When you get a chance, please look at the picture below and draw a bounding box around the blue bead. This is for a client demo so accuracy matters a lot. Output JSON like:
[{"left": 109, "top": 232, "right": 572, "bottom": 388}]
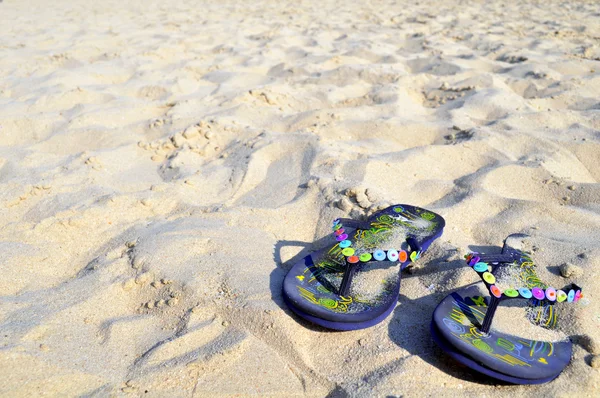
[
  {"left": 339, "top": 240, "right": 351, "bottom": 248},
  {"left": 518, "top": 288, "right": 532, "bottom": 299},
  {"left": 473, "top": 262, "right": 488, "bottom": 272},
  {"left": 373, "top": 250, "right": 386, "bottom": 261}
]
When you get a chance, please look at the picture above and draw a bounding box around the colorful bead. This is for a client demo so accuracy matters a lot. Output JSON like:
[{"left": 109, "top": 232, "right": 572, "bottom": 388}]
[
  {"left": 468, "top": 256, "right": 481, "bottom": 266},
  {"left": 473, "top": 262, "right": 488, "bottom": 272},
  {"left": 347, "top": 256, "right": 359, "bottom": 264},
  {"left": 333, "top": 224, "right": 342, "bottom": 231},
  {"left": 332, "top": 219, "right": 340, "bottom": 225},
  {"left": 556, "top": 290, "right": 567, "bottom": 302},
  {"left": 410, "top": 251, "right": 419, "bottom": 262},
  {"left": 387, "top": 249, "right": 399, "bottom": 261},
  {"left": 334, "top": 228, "right": 345, "bottom": 236},
  {"left": 545, "top": 287, "right": 556, "bottom": 301},
  {"left": 504, "top": 289, "right": 519, "bottom": 297},
  {"left": 399, "top": 250, "right": 408, "bottom": 262},
  {"left": 339, "top": 240, "right": 351, "bottom": 248},
  {"left": 567, "top": 290, "right": 575, "bottom": 303},
  {"left": 373, "top": 250, "right": 386, "bottom": 261},
  {"left": 359, "top": 253, "right": 372, "bottom": 262},
  {"left": 490, "top": 285, "right": 502, "bottom": 298},
  {"left": 532, "top": 287, "right": 545, "bottom": 300},
  {"left": 574, "top": 290, "right": 581, "bottom": 303},
  {"left": 342, "top": 248, "right": 355, "bottom": 257},
  {"left": 336, "top": 234, "right": 348, "bottom": 241},
  {"left": 518, "top": 288, "right": 533, "bottom": 299},
  {"left": 482, "top": 272, "right": 496, "bottom": 284}
]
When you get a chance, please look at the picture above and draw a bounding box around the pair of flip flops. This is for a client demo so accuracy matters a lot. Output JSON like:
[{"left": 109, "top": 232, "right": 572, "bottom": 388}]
[{"left": 282, "top": 204, "right": 583, "bottom": 385}]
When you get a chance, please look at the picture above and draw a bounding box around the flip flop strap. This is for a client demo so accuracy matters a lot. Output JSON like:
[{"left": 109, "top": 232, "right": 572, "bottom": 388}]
[
  {"left": 465, "top": 256, "right": 583, "bottom": 304},
  {"left": 468, "top": 252, "right": 519, "bottom": 264},
  {"left": 332, "top": 218, "right": 422, "bottom": 297},
  {"left": 332, "top": 218, "right": 422, "bottom": 253},
  {"left": 464, "top": 256, "right": 583, "bottom": 333}
]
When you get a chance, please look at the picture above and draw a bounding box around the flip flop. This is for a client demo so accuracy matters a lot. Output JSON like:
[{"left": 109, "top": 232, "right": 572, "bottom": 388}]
[
  {"left": 431, "top": 234, "right": 583, "bottom": 384},
  {"left": 282, "top": 204, "right": 445, "bottom": 330}
]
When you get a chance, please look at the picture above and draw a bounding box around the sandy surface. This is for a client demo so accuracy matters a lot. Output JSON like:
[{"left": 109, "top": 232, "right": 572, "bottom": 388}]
[{"left": 1, "top": 0, "right": 600, "bottom": 396}]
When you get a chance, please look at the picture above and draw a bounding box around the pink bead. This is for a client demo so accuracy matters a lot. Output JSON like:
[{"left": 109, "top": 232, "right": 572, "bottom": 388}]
[{"left": 532, "top": 287, "right": 545, "bottom": 300}]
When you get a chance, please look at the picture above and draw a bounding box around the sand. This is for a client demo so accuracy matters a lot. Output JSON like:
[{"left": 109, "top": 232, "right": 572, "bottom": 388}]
[{"left": 1, "top": 0, "right": 599, "bottom": 396}]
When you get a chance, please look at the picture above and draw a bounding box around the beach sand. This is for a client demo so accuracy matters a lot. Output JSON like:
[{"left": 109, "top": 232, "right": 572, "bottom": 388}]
[{"left": 1, "top": 0, "right": 599, "bottom": 396}]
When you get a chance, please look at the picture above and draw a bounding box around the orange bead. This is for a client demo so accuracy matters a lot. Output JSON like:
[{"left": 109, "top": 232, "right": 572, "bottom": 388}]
[{"left": 399, "top": 250, "right": 408, "bottom": 262}]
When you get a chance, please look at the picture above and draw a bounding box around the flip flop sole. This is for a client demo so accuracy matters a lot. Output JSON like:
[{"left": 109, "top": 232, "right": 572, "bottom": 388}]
[
  {"left": 284, "top": 289, "right": 399, "bottom": 331},
  {"left": 283, "top": 204, "right": 444, "bottom": 329},
  {"left": 431, "top": 287, "right": 571, "bottom": 384}
]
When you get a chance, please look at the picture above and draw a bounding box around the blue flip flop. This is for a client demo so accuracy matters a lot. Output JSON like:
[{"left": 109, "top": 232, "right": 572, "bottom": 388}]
[
  {"left": 431, "top": 234, "right": 583, "bottom": 384},
  {"left": 283, "top": 204, "right": 445, "bottom": 330}
]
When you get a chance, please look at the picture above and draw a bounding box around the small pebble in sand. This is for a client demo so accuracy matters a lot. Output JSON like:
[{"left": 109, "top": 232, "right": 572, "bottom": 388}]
[
  {"left": 146, "top": 301, "right": 155, "bottom": 309},
  {"left": 122, "top": 278, "right": 136, "bottom": 291},
  {"left": 135, "top": 272, "right": 153, "bottom": 285},
  {"left": 365, "top": 188, "right": 379, "bottom": 203},
  {"left": 345, "top": 187, "right": 357, "bottom": 197},
  {"left": 161, "top": 278, "right": 173, "bottom": 285},
  {"left": 122, "top": 387, "right": 137, "bottom": 393},
  {"left": 359, "top": 339, "right": 366, "bottom": 346},
  {"left": 591, "top": 355, "right": 600, "bottom": 368},
  {"left": 204, "top": 131, "right": 214, "bottom": 139},
  {"left": 560, "top": 263, "right": 582, "bottom": 278},
  {"left": 151, "top": 281, "right": 160, "bottom": 288},
  {"left": 171, "top": 133, "right": 186, "bottom": 148},
  {"left": 156, "top": 299, "right": 165, "bottom": 308},
  {"left": 337, "top": 197, "right": 353, "bottom": 212},
  {"left": 126, "top": 240, "right": 137, "bottom": 248},
  {"left": 356, "top": 191, "right": 371, "bottom": 209},
  {"left": 151, "top": 155, "right": 162, "bottom": 162},
  {"left": 167, "top": 298, "right": 179, "bottom": 307},
  {"left": 568, "top": 185, "right": 576, "bottom": 191},
  {"left": 184, "top": 179, "right": 194, "bottom": 185},
  {"left": 222, "top": 320, "right": 229, "bottom": 327},
  {"left": 39, "top": 344, "right": 49, "bottom": 351},
  {"left": 183, "top": 125, "right": 200, "bottom": 139}
]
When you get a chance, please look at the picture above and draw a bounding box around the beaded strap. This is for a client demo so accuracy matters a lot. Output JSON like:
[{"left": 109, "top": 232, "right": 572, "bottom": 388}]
[
  {"left": 332, "top": 218, "right": 421, "bottom": 264},
  {"left": 465, "top": 253, "right": 583, "bottom": 304},
  {"left": 332, "top": 218, "right": 421, "bottom": 296}
]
